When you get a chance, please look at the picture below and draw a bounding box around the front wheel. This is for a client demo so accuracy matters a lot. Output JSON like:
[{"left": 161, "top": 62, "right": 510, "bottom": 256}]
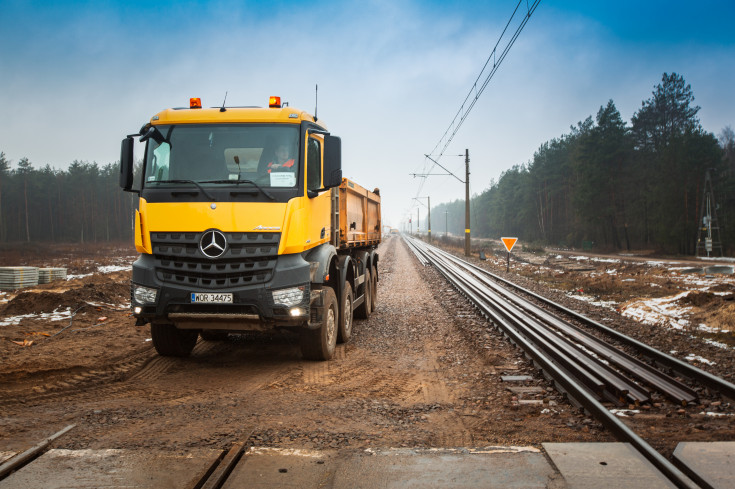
[
  {"left": 300, "top": 287, "right": 338, "bottom": 361},
  {"left": 151, "top": 323, "right": 198, "bottom": 357}
]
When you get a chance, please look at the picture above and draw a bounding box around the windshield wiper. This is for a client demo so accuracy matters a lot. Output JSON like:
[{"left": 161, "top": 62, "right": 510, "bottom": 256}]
[
  {"left": 148, "top": 179, "right": 217, "bottom": 201},
  {"left": 200, "top": 179, "right": 275, "bottom": 200}
]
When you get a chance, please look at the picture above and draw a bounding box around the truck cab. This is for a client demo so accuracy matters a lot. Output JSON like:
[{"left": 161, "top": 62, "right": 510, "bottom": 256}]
[{"left": 120, "top": 97, "right": 379, "bottom": 361}]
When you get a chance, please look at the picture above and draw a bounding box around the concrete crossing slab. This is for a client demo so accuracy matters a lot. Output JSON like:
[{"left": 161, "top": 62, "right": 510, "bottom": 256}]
[
  {"left": 0, "top": 448, "right": 221, "bottom": 489},
  {"left": 3, "top": 443, "right": 728, "bottom": 488},
  {"left": 222, "top": 448, "right": 334, "bottom": 489},
  {"left": 224, "top": 446, "right": 563, "bottom": 489},
  {"left": 672, "top": 441, "right": 735, "bottom": 489},
  {"left": 543, "top": 442, "right": 676, "bottom": 489}
]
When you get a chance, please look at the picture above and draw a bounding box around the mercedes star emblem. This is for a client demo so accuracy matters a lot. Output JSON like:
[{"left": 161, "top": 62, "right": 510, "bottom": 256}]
[{"left": 199, "top": 230, "right": 227, "bottom": 258}]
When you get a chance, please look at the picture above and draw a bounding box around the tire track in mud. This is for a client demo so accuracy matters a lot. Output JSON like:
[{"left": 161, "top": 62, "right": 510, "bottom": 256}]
[{"left": 0, "top": 341, "right": 225, "bottom": 413}]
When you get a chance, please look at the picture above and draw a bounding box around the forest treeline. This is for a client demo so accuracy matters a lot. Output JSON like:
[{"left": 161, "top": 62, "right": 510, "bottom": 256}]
[
  {"left": 2, "top": 73, "right": 734, "bottom": 255},
  {"left": 0, "top": 157, "right": 139, "bottom": 243},
  {"left": 433, "top": 73, "right": 735, "bottom": 255}
]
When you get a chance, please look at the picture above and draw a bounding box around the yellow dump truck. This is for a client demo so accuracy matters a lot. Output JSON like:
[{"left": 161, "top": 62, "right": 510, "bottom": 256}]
[{"left": 119, "top": 96, "right": 380, "bottom": 360}]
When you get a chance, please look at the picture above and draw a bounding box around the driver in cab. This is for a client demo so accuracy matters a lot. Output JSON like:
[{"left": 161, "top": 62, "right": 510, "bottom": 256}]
[{"left": 267, "top": 143, "right": 295, "bottom": 173}]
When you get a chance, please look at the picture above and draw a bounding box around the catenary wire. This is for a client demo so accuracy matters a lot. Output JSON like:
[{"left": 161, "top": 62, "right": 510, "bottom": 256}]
[{"left": 409, "top": 0, "right": 541, "bottom": 224}]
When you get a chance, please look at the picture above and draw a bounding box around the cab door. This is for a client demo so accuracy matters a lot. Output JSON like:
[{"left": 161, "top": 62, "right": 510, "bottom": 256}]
[{"left": 303, "top": 134, "right": 331, "bottom": 249}]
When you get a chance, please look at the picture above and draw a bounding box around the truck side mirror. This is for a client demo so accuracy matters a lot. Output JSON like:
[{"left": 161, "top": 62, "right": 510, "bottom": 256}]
[
  {"left": 119, "top": 137, "right": 135, "bottom": 191},
  {"left": 323, "top": 134, "right": 342, "bottom": 188}
]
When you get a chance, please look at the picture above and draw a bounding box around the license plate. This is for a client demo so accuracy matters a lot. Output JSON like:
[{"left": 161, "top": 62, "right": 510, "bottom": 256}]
[{"left": 191, "top": 293, "right": 233, "bottom": 303}]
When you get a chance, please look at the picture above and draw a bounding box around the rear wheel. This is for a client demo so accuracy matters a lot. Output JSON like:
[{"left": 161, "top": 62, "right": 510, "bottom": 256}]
[
  {"left": 300, "top": 287, "right": 338, "bottom": 361},
  {"left": 354, "top": 269, "right": 372, "bottom": 320},
  {"left": 151, "top": 323, "right": 198, "bottom": 357},
  {"left": 370, "top": 266, "right": 378, "bottom": 313},
  {"left": 337, "top": 282, "right": 354, "bottom": 343}
]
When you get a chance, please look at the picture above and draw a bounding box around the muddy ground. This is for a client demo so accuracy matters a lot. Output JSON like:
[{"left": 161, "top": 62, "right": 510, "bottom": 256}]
[{"left": 0, "top": 237, "right": 733, "bottom": 459}]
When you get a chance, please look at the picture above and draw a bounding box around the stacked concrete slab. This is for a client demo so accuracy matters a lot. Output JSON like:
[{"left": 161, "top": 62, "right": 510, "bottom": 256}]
[
  {"left": 38, "top": 268, "right": 67, "bottom": 284},
  {"left": 0, "top": 267, "right": 39, "bottom": 290}
]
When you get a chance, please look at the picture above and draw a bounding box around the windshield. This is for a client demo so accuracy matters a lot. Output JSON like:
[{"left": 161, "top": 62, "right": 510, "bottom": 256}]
[{"left": 143, "top": 124, "right": 300, "bottom": 188}]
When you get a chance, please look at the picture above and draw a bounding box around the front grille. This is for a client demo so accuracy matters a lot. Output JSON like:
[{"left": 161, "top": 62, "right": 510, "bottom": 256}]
[{"left": 151, "top": 232, "right": 281, "bottom": 289}]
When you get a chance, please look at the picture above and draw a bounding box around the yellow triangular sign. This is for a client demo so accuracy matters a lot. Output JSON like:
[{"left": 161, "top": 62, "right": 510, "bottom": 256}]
[{"left": 501, "top": 237, "right": 518, "bottom": 252}]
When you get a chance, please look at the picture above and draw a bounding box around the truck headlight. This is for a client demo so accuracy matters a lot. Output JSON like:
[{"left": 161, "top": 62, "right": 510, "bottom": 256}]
[
  {"left": 289, "top": 307, "right": 307, "bottom": 317},
  {"left": 133, "top": 285, "right": 158, "bottom": 305},
  {"left": 271, "top": 286, "right": 306, "bottom": 307}
]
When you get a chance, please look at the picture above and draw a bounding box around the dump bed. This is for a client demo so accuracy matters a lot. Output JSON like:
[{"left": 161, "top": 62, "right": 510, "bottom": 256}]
[{"left": 338, "top": 179, "right": 381, "bottom": 249}]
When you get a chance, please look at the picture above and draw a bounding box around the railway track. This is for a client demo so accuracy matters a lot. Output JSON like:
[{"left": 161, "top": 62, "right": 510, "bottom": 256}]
[{"left": 405, "top": 236, "right": 735, "bottom": 489}]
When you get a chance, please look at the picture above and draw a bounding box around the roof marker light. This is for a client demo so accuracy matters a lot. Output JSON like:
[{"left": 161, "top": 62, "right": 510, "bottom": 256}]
[
  {"left": 269, "top": 96, "right": 281, "bottom": 108},
  {"left": 190, "top": 97, "right": 202, "bottom": 109}
]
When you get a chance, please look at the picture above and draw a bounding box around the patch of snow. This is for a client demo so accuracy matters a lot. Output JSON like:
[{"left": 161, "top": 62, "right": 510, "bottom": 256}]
[
  {"left": 697, "top": 324, "right": 723, "bottom": 334},
  {"left": 701, "top": 338, "right": 731, "bottom": 350},
  {"left": 610, "top": 409, "right": 640, "bottom": 417},
  {"left": 621, "top": 291, "right": 692, "bottom": 328},
  {"left": 566, "top": 293, "right": 618, "bottom": 310},
  {"left": 66, "top": 273, "right": 93, "bottom": 281},
  {"left": 569, "top": 256, "right": 620, "bottom": 264},
  {"left": 698, "top": 256, "right": 735, "bottom": 263},
  {"left": 0, "top": 307, "right": 72, "bottom": 326},
  {"left": 97, "top": 265, "right": 129, "bottom": 274},
  {"left": 684, "top": 353, "right": 715, "bottom": 365}
]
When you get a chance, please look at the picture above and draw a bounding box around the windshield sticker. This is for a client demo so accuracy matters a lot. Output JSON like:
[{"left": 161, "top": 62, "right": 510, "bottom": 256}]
[{"left": 270, "top": 172, "right": 296, "bottom": 187}]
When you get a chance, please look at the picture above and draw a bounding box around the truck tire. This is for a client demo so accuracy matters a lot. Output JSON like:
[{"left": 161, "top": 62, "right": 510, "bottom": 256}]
[
  {"left": 354, "top": 269, "right": 372, "bottom": 319},
  {"left": 200, "top": 330, "right": 229, "bottom": 341},
  {"left": 370, "top": 266, "right": 378, "bottom": 313},
  {"left": 151, "top": 322, "right": 198, "bottom": 357},
  {"left": 300, "top": 287, "right": 338, "bottom": 361},
  {"left": 337, "top": 282, "right": 354, "bottom": 343}
]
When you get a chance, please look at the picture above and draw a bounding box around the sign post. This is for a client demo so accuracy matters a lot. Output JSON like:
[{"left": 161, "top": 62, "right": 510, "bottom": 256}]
[{"left": 501, "top": 237, "right": 518, "bottom": 272}]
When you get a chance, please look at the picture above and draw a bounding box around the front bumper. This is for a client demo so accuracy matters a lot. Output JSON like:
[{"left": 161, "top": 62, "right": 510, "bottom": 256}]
[{"left": 131, "top": 253, "right": 315, "bottom": 329}]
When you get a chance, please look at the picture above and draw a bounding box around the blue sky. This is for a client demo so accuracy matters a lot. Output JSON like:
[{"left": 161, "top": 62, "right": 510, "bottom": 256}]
[{"left": 1, "top": 0, "right": 734, "bottom": 228}]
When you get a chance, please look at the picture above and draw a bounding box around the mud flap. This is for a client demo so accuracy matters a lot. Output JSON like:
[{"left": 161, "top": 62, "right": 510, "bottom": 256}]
[{"left": 306, "top": 288, "right": 326, "bottom": 330}]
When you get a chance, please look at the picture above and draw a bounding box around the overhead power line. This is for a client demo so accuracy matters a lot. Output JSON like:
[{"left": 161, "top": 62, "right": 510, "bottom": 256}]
[
  {"left": 428, "top": 0, "right": 541, "bottom": 162},
  {"left": 408, "top": 0, "right": 541, "bottom": 226}
]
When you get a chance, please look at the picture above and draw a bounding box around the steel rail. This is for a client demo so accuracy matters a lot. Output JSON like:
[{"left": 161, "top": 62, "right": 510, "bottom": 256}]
[
  {"left": 422, "top": 244, "right": 646, "bottom": 403},
  {"left": 430, "top": 245, "right": 698, "bottom": 405},
  {"left": 403, "top": 235, "right": 430, "bottom": 266},
  {"left": 444, "top": 245, "right": 735, "bottom": 401},
  {"left": 0, "top": 424, "right": 77, "bottom": 480},
  {"left": 404, "top": 236, "right": 700, "bottom": 489}
]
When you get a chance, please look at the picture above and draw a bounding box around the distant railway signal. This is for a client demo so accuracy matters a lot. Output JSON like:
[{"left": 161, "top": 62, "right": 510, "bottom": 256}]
[{"left": 501, "top": 237, "right": 518, "bottom": 272}]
